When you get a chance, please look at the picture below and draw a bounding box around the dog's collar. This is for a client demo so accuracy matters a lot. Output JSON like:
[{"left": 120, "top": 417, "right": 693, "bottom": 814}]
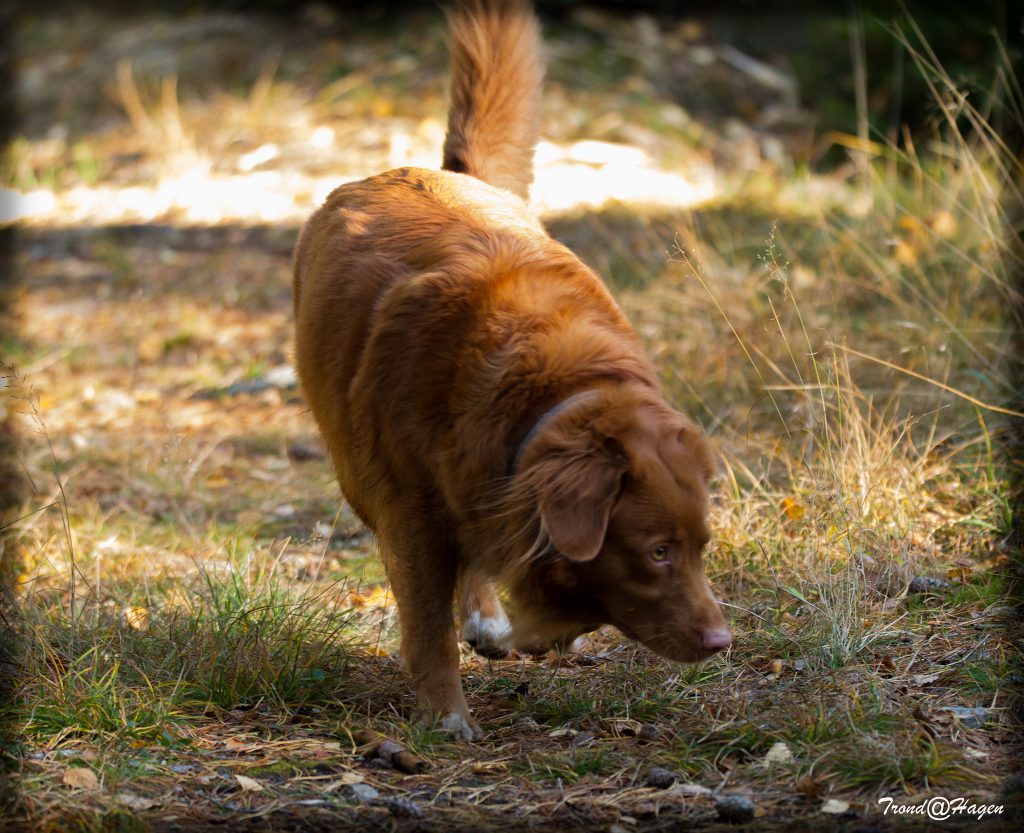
[{"left": 509, "top": 390, "right": 602, "bottom": 477}]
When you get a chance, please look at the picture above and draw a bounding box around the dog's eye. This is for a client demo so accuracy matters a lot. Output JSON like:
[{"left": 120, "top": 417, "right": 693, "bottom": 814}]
[{"left": 651, "top": 544, "right": 671, "bottom": 563}]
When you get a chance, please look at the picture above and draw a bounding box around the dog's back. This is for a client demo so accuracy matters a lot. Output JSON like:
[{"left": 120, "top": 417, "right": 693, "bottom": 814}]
[{"left": 441, "top": 0, "right": 544, "bottom": 199}]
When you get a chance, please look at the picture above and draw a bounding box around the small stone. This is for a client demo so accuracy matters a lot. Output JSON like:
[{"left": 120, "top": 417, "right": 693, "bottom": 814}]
[
  {"left": 348, "top": 783, "right": 379, "bottom": 802},
  {"left": 638, "top": 723, "right": 661, "bottom": 741},
  {"left": 716, "top": 795, "right": 758, "bottom": 823},
  {"left": 907, "top": 576, "right": 951, "bottom": 594},
  {"left": 645, "top": 766, "right": 679, "bottom": 788},
  {"left": 287, "top": 442, "right": 325, "bottom": 462},
  {"left": 376, "top": 740, "right": 405, "bottom": 761},
  {"left": 514, "top": 716, "right": 539, "bottom": 731},
  {"left": 379, "top": 796, "right": 424, "bottom": 819},
  {"left": 572, "top": 731, "right": 596, "bottom": 747},
  {"left": 262, "top": 364, "right": 297, "bottom": 389}
]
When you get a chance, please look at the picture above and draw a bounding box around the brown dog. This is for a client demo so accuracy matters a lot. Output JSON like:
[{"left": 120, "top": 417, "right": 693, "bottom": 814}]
[{"left": 293, "top": 0, "right": 730, "bottom": 740}]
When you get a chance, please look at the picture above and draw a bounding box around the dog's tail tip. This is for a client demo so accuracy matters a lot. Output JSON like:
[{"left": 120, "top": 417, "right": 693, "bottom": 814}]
[{"left": 441, "top": 0, "right": 544, "bottom": 200}]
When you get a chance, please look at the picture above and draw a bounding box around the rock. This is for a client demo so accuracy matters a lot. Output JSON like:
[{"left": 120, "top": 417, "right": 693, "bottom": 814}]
[
  {"left": 716, "top": 795, "right": 758, "bottom": 823},
  {"left": 262, "top": 364, "right": 297, "bottom": 389},
  {"left": 287, "top": 442, "right": 325, "bottom": 462},
  {"left": 646, "top": 766, "right": 679, "bottom": 788},
  {"left": 638, "top": 723, "right": 662, "bottom": 742},
  {"left": 937, "top": 706, "right": 989, "bottom": 729},
  {"left": 907, "top": 576, "right": 951, "bottom": 594},
  {"left": 379, "top": 796, "right": 424, "bottom": 819},
  {"left": 348, "top": 783, "right": 380, "bottom": 802}
]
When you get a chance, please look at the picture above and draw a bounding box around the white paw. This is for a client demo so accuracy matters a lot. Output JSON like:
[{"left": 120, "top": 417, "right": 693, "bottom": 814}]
[
  {"left": 439, "top": 711, "right": 481, "bottom": 742},
  {"left": 462, "top": 609, "right": 512, "bottom": 658}
]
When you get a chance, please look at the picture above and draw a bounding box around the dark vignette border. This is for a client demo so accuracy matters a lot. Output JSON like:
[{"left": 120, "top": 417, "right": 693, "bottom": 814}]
[{"left": 0, "top": 0, "right": 24, "bottom": 826}]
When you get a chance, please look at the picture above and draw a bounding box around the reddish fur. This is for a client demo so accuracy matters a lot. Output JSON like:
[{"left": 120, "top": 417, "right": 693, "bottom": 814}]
[
  {"left": 442, "top": 0, "right": 543, "bottom": 198},
  {"left": 293, "top": 0, "right": 729, "bottom": 739}
]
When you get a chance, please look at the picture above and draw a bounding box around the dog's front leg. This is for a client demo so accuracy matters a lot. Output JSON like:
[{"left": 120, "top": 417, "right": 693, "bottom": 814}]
[
  {"left": 382, "top": 523, "right": 481, "bottom": 742},
  {"left": 459, "top": 568, "right": 512, "bottom": 659}
]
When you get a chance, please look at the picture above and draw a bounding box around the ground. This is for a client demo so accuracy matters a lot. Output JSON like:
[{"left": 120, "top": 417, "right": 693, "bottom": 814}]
[{"left": 1, "top": 4, "right": 1021, "bottom": 832}]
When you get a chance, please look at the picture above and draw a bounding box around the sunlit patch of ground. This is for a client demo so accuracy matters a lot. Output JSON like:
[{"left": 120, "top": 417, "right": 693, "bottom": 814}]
[{"left": 5, "top": 135, "right": 720, "bottom": 227}]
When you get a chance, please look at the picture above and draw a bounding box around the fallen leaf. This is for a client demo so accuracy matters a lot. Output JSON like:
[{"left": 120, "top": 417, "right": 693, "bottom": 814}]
[
  {"left": 122, "top": 606, "right": 150, "bottom": 631},
  {"left": 115, "top": 792, "right": 159, "bottom": 811},
  {"left": 762, "top": 741, "right": 793, "bottom": 766},
  {"left": 63, "top": 767, "right": 99, "bottom": 790},
  {"left": 605, "top": 717, "right": 642, "bottom": 737},
  {"left": 947, "top": 565, "right": 972, "bottom": 582},
  {"left": 795, "top": 775, "right": 826, "bottom": 799},
  {"left": 224, "top": 737, "right": 251, "bottom": 751},
  {"left": 780, "top": 497, "right": 805, "bottom": 520},
  {"left": 674, "top": 783, "right": 713, "bottom": 797},
  {"left": 235, "top": 774, "right": 265, "bottom": 792},
  {"left": 821, "top": 798, "right": 850, "bottom": 814},
  {"left": 471, "top": 760, "right": 509, "bottom": 774}
]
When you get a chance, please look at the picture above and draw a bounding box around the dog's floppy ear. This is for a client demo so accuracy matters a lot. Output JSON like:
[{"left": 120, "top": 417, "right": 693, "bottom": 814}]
[
  {"left": 676, "top": 425, "right": 714, "bottom": 483},
  {"left": 540, "top": 438, "right": 627, "bottom": 562}
]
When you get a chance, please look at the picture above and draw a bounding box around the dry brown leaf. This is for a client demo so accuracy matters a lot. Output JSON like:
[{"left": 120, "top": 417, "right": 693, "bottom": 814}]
[
  {"left": 471, "top": 760, "right": 509, "bottom": 774},
  {"left": 795, "top": 775, "right": 826, "bottom": 799},
  {"left": 63, "top": 767, "right": 99, "bottom": 790},
  {"left": 947, "top": 565, "right": 972, "bottom": 582},
  {"left": 235, "top": 774, "right": 265, "bottom": 792},
  {"left": 604, "top": 717, "right": 642, "bottom": 737}
]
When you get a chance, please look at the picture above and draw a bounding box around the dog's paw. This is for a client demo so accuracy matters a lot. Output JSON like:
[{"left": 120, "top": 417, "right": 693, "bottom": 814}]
[
  {"left": 462, "top": 609, "right": 512, "bottom": 659},
  {"left": 439, "top": 710, "right": 483, "bottom": 742}
]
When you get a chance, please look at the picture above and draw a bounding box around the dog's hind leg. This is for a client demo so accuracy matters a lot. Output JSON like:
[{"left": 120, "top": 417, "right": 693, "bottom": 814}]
[
  {"left": 381, "top": 516, "right": 482, "bottom": 741},
  {"left": 458, "top": 569, "right": 512, "bottom": 659}
]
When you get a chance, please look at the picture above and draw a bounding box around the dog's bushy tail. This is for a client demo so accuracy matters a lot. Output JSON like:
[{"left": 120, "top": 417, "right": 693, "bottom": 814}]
[{"left": 442, "top": 0, "right": 544, "bottom": 200}]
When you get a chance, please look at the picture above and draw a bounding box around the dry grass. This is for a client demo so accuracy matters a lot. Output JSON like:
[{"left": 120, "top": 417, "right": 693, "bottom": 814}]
[{"left": 2, "top": 6, "right": 1021, "bottom": 832}]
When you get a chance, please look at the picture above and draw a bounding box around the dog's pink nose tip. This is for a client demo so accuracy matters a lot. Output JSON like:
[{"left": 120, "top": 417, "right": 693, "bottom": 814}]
[{"left": 702, "top": 627, "right": 732, "bottom": 652}]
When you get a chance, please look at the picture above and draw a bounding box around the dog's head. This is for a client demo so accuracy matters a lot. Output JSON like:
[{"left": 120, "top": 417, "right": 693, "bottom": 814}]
[{"left": 509, "top": 384, "right": 730, "bottom": 662}]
